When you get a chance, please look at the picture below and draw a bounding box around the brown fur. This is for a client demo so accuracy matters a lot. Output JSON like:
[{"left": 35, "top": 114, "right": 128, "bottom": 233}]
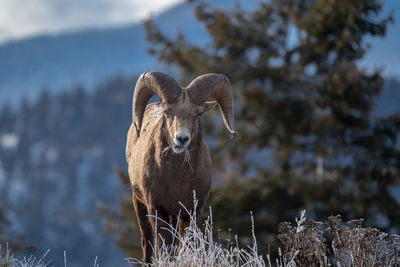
[{"left": 126, "top": 97, "right": 214, "bottom": 263}]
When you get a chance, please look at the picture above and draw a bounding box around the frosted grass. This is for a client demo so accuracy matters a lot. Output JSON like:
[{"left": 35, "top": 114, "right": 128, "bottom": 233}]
[
  {"left": 0, "top": 244, "right": 50, "bottom": 267},
  {"left": 2, "top": 209, "right": 399, "bottom": 266},
  {"left": 127, "top": 205, "right": 267, "bottom": 267}
]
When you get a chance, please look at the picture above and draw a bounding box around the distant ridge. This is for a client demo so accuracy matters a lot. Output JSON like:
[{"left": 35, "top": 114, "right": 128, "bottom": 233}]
[{"left": 0, "top": 2, "right": 205, "bottom": 107}]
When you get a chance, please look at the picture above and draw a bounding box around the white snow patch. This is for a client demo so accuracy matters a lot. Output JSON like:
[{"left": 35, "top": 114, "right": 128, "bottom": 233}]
[{"left": 0, "top": 133, "right": 19, "bottom": 149}]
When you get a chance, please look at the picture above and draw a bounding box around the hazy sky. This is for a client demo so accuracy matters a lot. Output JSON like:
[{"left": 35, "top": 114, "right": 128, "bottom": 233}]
[
  {"left": 0, "top": 0, "right": 184, "bottom": 44},
  {"left": 0, "top": 0, "right": 398, "bottom": 77}
]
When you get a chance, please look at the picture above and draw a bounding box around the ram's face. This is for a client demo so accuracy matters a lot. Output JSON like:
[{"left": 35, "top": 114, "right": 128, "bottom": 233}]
[{"left": 162, "top": 90, "right": 216, "bottom": 154}]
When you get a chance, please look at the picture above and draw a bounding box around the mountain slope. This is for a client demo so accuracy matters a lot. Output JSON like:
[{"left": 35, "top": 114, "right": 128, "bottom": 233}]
[{"left": 0, "top": 2, "right": 206, "bottom": 107}]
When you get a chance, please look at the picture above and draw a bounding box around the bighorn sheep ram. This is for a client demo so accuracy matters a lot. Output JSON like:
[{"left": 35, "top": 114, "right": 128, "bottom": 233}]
[{"left": 126, "top": 71, "right": 237, "bottom": 262}]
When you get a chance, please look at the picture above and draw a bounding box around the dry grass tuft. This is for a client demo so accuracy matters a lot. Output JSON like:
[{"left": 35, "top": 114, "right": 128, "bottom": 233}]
[
  {"left": 0, "top": 246, "right": 101, "bottom": 267},
  {"left": 0, "top": 244, "right": 15, "bottom": 267},
  {"left": 278, "top": 212, "right": 400, "bottom": 267},
  {"left": 278, "top": 211, "right": 328, "bottom": 266},
  {"left": 0, "top": 244, "right": 50, "bottom": 267},
  {"left": 327, "top": 215, "right": 400, "bottom": 267}
]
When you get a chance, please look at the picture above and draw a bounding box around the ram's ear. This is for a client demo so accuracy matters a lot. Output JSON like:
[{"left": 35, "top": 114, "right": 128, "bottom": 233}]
[{"left": 201, "top": 101, "right": 218, "bottom": 115}]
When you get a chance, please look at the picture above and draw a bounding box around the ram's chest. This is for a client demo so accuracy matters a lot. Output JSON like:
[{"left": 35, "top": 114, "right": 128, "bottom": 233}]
[
  {"left": 154, "top": 160, "right": 193, "bottom": 194},
  {"left": 141, "top": 156, "right": 208, "bottom": 214}
]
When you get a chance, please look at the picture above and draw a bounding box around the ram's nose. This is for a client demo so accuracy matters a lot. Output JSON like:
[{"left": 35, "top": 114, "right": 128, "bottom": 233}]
[{"left": 176, "top": 135, "right": 189, "bottom": 147}]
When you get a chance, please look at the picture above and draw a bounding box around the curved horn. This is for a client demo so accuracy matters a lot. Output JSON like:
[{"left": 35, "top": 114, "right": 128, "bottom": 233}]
[
  {"left": 132, "top": 71, "right": 181, "bottom": 137},
  {"left": 187, "top": 73, "right": 237, "bottom": 140}
]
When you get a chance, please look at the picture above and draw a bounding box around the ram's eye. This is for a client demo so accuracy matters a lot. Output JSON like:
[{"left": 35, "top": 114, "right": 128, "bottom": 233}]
[{"left": 164, "top": 110, "right": 170, "bottom": 116}]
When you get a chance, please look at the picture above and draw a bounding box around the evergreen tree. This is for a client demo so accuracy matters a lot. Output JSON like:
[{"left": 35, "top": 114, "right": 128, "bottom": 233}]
[
  {"left": 102, "top": 0, "right": 400, "bottom": 257},
  {"left": 145, "top": 0, "right": 399, "bottom": 247}
]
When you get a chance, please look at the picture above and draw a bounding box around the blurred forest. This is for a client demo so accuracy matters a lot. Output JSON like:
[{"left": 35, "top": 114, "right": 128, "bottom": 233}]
[
  {"left": 0, "top": 0, "right": 400, "bottom": 265},
  {"left": 101, "top": 0, "right": 400, "bottom": 258},
  {"left": 0, "top": 79, "right": 134, "bottom": 265}
]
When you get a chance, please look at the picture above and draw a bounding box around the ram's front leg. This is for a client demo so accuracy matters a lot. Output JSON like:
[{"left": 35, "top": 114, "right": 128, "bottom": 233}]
[
  {"left": 132, "top": 192, "right": 154, "bottom": 263},
  {"left": 178, "top": 205, "right": 202, "bottom": 238},
  {"left": 148, "top": 205, "right": 174, "bottom": 251}
]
